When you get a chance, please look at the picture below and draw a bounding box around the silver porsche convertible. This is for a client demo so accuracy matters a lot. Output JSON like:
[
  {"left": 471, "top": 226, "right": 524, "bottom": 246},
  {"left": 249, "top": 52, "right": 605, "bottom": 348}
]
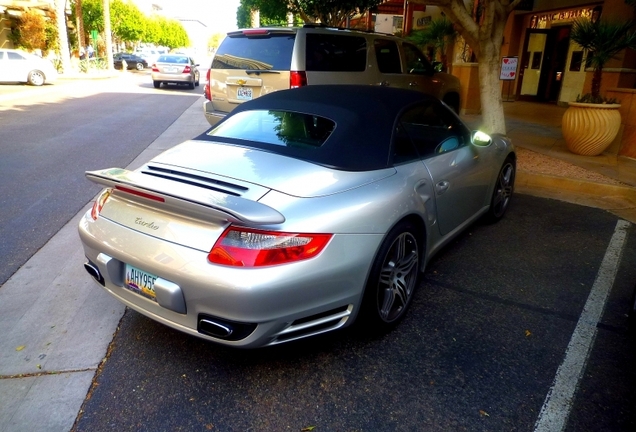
[{"left": 79, "top": 85, "right": 515, "bottom": 348}]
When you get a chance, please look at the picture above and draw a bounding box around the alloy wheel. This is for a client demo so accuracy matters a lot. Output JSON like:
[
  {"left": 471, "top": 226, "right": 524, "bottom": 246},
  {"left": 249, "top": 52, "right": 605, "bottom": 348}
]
[
  {"left": 491, "top": 162, "right": 515, "bottom": 219},
  {"left": 376, "top": 232, "right": 419, "bottom": 323}
]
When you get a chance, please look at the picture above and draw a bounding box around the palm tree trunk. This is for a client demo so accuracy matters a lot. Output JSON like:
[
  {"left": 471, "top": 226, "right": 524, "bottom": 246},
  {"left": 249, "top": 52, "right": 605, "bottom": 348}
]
[
  {"left": 591, "top": 68, "right": 603, "bottom": 99},
  {"left": 103, "top": 0, "right": 114, "bottom": 69},
  {"left": 55, "top": 0, "right": 72, "bottom": 73},
  {"left": 75, "top": 0, "right": 85, "bottom": 50}
]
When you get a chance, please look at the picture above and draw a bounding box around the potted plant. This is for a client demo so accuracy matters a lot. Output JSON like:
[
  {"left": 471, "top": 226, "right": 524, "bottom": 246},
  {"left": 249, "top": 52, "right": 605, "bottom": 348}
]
[{"left": 562, "top": 17, "right": 636, "bottom": 156}]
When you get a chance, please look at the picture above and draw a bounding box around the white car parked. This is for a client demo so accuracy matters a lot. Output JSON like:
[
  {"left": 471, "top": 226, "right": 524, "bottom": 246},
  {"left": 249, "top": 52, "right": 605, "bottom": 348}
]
[{"left": 0, "top": 49, "right": 58, "bottom": 86}]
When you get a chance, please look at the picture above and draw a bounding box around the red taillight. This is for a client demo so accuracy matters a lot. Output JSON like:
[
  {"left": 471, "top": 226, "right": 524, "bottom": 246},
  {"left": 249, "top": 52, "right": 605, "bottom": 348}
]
[
  {"left": 90, "top": 189, "right": 111, "bottom": 221},
  {"left": 115, "top": 186, "right": 165, "bottom": 203},
  {"left": 183, "top": 65, "right": 191, "bottom": 74},
  {"left": 208, "top": 226, "right": 332, "bottom": 267},
  {"left": 204, "top": 69, "right": 211, "bottom": 100},
  {"left": 290, "top": 71, "right": 307, "bottom": 88},
  {"left": 151, "top": 64, "right": 159, "bottom": 72}
]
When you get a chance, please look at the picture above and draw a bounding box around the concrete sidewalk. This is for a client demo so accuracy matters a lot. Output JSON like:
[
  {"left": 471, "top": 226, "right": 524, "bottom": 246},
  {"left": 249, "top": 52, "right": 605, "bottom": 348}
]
[{"left": 1, "top": 94, "right": 635, "bottom": 432}]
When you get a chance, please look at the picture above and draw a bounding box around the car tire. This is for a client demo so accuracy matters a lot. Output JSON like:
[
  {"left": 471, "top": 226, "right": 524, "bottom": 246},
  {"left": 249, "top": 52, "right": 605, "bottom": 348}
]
[
  {"left": 195, "top": 74, "right": 200, "bottom": 87},
  {"left": 136, "top": 62, "right": 144, "bottom": 71},
  {"left": 188, "top": 80, "right": 195, "bottom": 90},
  {"left": 359, "top": 220, "right": 421, "bottom": 331},
  {"left": 153, "top": 81, "right": 161, "bottom": 89},
  {"left": 27, "top": 70, "right": 45, "bottom": 86},
  {"left": 485, "top": 155, "right": 516, "bottom": 223}
]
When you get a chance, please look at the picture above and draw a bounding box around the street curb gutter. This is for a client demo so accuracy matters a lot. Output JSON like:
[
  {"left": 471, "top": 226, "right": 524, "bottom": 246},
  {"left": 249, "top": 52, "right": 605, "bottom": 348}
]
[{"left": 516, "top": 171, "right": 636, "bottom": 223}]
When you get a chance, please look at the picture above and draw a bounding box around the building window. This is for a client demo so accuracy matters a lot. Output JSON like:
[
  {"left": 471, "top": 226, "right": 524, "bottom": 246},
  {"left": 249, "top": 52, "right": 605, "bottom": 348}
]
[{"left": 569, "top": 51, "right": 583, "bottom": 72}]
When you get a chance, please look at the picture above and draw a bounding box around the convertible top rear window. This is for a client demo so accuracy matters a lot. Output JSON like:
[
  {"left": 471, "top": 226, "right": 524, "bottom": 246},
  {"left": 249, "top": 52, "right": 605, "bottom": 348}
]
[{"left": 208, "top": 110, "right": 335, "bottom": 149}]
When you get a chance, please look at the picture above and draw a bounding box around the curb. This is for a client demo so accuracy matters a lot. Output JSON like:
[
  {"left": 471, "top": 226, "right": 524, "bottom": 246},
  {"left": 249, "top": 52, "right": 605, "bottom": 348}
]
[{"left": 517, "top": 170, "right": 636, "bottom": 222}]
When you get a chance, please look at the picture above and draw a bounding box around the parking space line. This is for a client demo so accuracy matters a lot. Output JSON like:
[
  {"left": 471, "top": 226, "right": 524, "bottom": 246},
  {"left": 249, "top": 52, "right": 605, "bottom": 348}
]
[{"left": 534, "top": 219, "right": 631, "bottom": 432}]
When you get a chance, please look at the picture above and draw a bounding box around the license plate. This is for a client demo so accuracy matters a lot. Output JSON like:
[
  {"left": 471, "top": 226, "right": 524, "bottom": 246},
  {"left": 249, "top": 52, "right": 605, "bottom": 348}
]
[
  {"left": 124, "top": 264, "right": 157, "bottom": 301},
  {"left": 164, "top": 66, "right": 176, "bottom": 73},
  {"left": 237, "top": 86, "right": 252, "bottom": 100}
]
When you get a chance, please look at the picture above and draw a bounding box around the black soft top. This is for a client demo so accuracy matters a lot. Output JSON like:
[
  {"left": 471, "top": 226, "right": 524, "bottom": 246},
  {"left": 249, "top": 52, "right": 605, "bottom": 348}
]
[{"left": 197, "top": 85, "right": 439, "bottom": 171}]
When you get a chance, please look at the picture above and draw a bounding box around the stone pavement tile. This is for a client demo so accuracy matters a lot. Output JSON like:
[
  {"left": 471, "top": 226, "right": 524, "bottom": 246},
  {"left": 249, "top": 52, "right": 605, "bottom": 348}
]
[{"left": 0, "top": 372, "right": 95, "bottom": 432}]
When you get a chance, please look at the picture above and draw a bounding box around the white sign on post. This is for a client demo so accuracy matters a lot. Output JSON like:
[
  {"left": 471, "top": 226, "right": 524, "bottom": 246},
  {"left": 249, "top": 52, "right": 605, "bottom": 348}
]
[{"left": 500, "top": 57, "right": 519, "bottom": 80}]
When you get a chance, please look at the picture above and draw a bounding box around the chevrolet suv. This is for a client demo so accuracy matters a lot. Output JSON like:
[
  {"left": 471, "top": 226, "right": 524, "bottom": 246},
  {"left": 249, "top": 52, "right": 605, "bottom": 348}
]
[{"left": 203, "top": 25, "right": 462, "bottom": 126}]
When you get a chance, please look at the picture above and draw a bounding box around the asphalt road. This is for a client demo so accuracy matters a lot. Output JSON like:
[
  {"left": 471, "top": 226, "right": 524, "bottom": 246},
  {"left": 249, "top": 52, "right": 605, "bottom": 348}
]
[
  {"left": 72, "top": 194, "right": 636, "bottom": 432},
  {"left": 0, "top": 74, "right": 204, "bottom": 285}
]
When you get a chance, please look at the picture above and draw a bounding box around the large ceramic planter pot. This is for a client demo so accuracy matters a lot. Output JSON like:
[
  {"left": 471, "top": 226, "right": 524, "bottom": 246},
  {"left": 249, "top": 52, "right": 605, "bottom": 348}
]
[{"left": 562, "top": 102, "right": 622, "bottom": 156}]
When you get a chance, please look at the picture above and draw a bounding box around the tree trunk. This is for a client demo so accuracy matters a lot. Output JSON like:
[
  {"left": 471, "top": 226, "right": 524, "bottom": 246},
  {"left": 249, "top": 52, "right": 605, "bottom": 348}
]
[
  {"left": 55, "top": 0, "right": 72, "bottom": 73},
  {"left": 478, "top": 55, "right": 506, "bottom": 134},
  {"left": 591, "top": 67, "right": 603, "bottom": 99},
  {"left": 103, "top": 0, "right": 114, "bottom": 70},
  {"left": 75, "top": 0, "right": 85, "bottom": 50}
]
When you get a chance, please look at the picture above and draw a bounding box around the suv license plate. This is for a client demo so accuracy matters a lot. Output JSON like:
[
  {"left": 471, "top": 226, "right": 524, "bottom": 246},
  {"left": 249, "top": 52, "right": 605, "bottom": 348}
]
[
  {"left": 237, "top": 87, "right": 252, "bottom": 100},
  {"left": 124, "top": 264, "right": 157, "bottom": 301}
]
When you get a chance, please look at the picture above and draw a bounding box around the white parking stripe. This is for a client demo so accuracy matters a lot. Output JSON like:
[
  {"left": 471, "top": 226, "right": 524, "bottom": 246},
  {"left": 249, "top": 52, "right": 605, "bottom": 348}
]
[{"left": 534, "top": 219, "right": 630, "bottom": 432}]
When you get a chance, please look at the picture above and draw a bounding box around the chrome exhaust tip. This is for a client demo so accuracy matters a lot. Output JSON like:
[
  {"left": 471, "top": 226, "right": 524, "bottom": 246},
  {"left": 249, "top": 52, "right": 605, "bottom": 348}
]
[
  {"left": 84, "top": 262, "right": 105, "bottom": 286},
  {"left": 197, "top": 315, "right": 257, "bottom": 341}
]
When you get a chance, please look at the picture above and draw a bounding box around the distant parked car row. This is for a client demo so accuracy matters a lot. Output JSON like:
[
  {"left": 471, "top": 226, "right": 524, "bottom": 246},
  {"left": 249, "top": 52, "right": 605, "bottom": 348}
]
[{"left": 0, "top": 49, "right": 58, "bottom": 86}]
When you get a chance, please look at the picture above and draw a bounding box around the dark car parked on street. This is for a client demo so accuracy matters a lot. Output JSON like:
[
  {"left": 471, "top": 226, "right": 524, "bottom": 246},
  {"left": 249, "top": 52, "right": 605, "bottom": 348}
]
[{"left": 113, "top": 53, "right": 147, "bottom": 71}]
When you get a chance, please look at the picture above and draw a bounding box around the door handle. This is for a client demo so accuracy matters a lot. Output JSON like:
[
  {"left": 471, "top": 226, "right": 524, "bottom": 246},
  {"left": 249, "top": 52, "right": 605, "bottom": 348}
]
[
  {"left": 409, "top": 81, "right": 418, "bottom": 87},
  {"left": 435, "top": 180, "right": 450, "bottom": 195},
  {"left": 379, "top": 80, "right": 390, "bottom": 86}
]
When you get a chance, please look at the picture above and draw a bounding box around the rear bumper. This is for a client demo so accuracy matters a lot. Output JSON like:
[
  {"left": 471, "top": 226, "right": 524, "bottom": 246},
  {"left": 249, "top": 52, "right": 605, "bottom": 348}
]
[
  {"left": 78, "top": 211, "right": 381, "bottom": 348},
  {"left": 203, "top": 100, "right": 226, "bottom": 126},
  {"left": 151, "top": 72, "right": 193, "bottom": 84}
]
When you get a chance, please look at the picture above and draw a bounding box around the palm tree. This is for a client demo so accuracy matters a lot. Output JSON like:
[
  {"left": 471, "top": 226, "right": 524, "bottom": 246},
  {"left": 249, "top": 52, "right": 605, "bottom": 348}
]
[
  {"left": 55, "top": 0, "right": 72, "bottom": 73},
  {"left": 570, "top": 18, "right": 636, "bottom": 102},
  {"left": 407, "top": 17, "right": 456, "bottom": 71}
]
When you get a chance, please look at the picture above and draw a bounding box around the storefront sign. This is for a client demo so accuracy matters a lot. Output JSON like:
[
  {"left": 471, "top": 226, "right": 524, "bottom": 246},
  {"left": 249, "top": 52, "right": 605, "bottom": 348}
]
[
  {"left": 530, "top": 7, "right": 596, "bottom": 29},
  {"left": 500, "top": 57, "right": 518, "bottom": 80}
]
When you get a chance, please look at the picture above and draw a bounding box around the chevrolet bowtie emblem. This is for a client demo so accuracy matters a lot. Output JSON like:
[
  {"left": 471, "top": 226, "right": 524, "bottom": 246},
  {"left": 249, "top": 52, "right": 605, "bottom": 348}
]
[{"left": 237, "top": 79, "right": 247, "bottom": 86}]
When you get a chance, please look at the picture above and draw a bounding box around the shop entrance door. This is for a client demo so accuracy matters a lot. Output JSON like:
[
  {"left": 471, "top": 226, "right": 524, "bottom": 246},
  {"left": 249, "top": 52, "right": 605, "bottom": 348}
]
[{"left": 518, "top": 26, "right": 571, "bottom": 102}]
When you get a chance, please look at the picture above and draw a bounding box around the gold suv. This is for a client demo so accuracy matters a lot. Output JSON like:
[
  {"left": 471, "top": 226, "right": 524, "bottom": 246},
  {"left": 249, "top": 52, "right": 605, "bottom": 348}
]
[{"left": 203, "top": 25, "right": 462, "bottom": 126}]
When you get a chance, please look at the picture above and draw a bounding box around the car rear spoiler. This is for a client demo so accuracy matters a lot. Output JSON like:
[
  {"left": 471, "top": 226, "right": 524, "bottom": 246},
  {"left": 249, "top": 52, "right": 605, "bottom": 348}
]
[{"left": 86, "top": 168, "right": 285, "bottom": 225}]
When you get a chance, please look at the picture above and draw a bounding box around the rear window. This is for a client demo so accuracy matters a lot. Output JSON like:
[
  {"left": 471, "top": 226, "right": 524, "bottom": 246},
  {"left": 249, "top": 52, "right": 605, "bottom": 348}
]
[
  {"left": 212, "top": 33, "right": 295, "bottom": 70},
  {"left": 208, "top": 110, "right": 335, "bottom": 149},
  {"left": 305, "top": 34, "right": 366, "bottom": 72},
  {"left": 158, "top": 55, "right": 189, "bottom": 64}
]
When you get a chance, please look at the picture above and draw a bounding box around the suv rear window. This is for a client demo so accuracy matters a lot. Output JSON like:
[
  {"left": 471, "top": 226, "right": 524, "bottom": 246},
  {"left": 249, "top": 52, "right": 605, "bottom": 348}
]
[
  {"left": 212, "top": 33, "right": 295, "bottom": 71},
  {"left": 305, "top": 34, "right": 366, "bottom": 72}
]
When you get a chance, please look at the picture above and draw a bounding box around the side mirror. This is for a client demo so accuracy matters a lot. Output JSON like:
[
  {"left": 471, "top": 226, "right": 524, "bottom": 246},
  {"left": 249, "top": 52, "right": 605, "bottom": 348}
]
[{"left": 471, "top": 130, "right": 492, "bottom": 147}]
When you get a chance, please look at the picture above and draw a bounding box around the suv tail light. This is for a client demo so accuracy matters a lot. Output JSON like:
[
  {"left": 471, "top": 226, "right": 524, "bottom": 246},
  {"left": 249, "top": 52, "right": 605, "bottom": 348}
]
[
  {"left": 208, "top": 226, "right": 332, "bottom": 267},
  {"left": 183, "top": 65, "right": 191, "bottom": 74},
  {"left": 205, "top": 69, "right": 211, "bottom": 100},
  {"left": 290, "top": 71, "right": 307, "bottom": 88}
]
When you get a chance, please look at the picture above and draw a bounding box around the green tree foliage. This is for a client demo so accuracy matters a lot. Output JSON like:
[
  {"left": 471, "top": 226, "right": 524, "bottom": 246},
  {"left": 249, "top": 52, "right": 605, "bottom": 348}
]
[
  {"left": 208, "top": 33, "right": 225, "bottom": 51},
  {"left": 238, "top": 0, "right": 383, "bottom": 27},
  {"left": 78, "top": 0, "right": 189, "bottom": 49},
  {"left": 110, "top": 0, "right": 146, "bottom": 44}
]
